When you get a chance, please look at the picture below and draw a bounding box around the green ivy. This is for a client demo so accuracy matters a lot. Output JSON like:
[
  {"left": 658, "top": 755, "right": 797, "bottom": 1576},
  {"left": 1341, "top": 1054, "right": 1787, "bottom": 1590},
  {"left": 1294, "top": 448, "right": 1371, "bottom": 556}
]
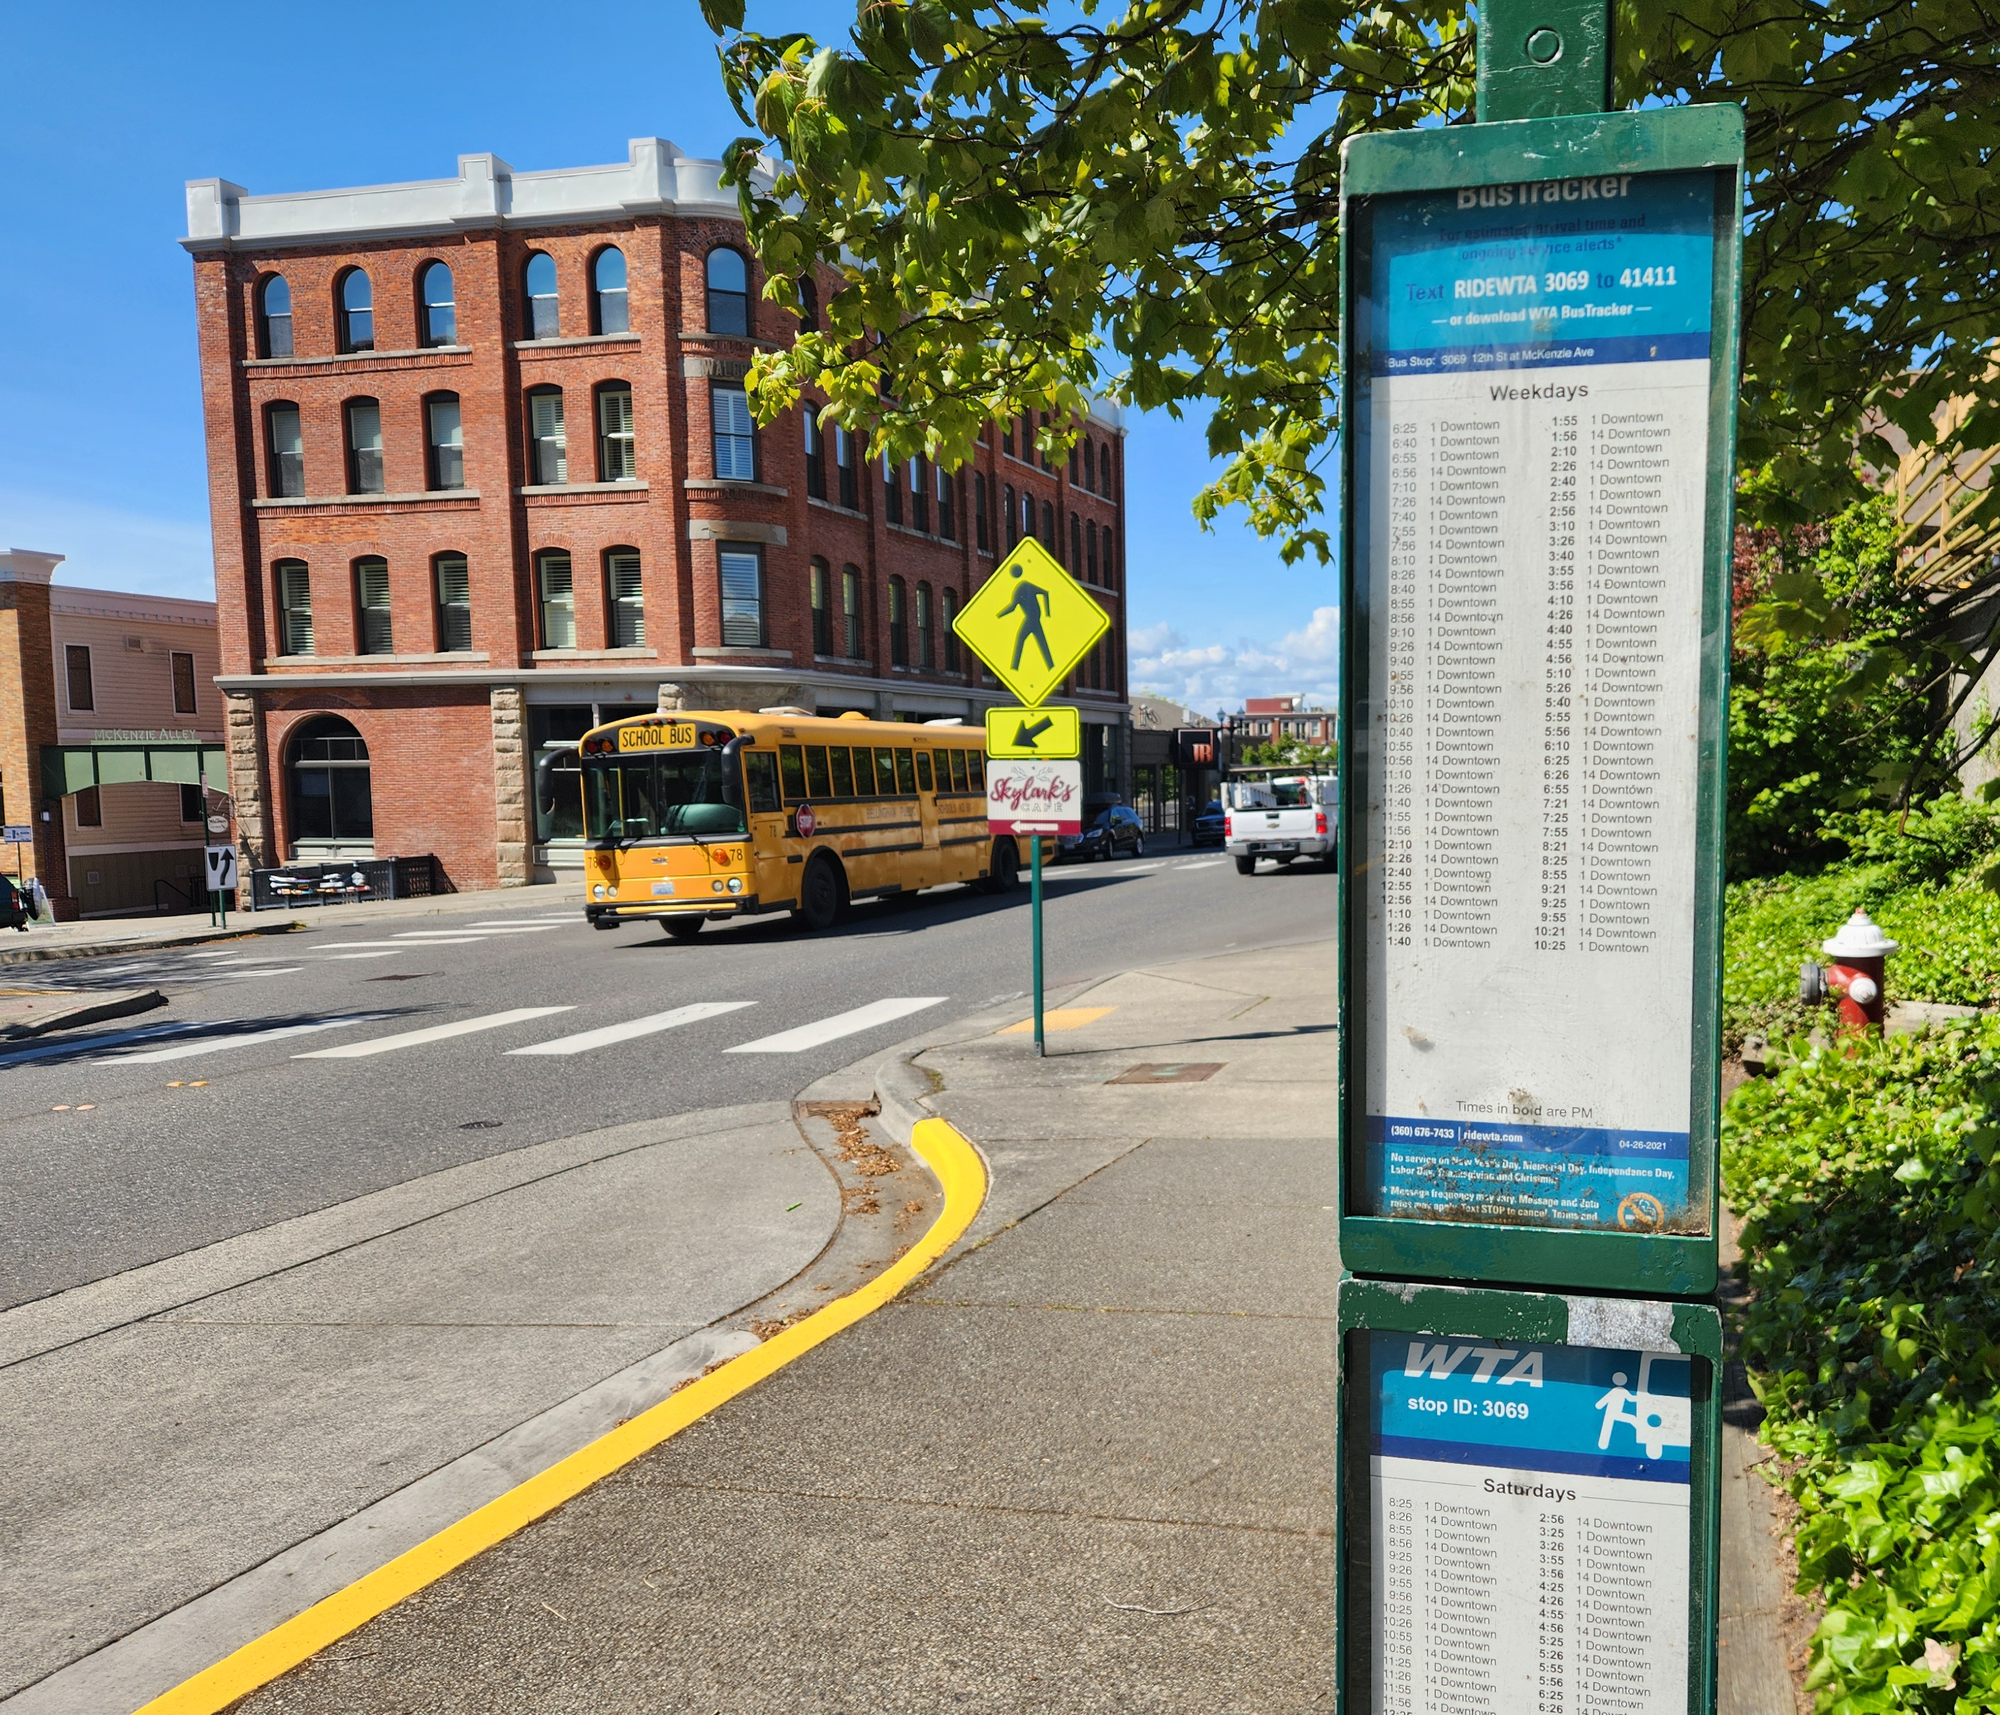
[{"left": 1724, "top": 1021, "right": 2000, "bottom": 1712}]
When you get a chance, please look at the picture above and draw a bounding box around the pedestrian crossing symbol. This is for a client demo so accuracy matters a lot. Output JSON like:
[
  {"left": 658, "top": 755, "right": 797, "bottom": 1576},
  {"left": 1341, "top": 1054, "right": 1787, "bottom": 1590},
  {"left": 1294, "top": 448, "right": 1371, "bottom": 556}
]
[{"left": 952, "top": 538, "right": 1111, "bottom": 708}]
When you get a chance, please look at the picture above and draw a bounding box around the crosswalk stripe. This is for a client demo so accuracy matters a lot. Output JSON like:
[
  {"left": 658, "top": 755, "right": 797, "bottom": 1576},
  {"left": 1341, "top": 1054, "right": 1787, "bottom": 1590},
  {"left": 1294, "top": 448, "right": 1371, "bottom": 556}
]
[
  {"left": 508, "top": 1000, "right": 757, "bottom": 1056},
  {"left": 464, "top": 923, "right": 567, "bottom": 932},
  {"left": 305, "top": 942, "right": 412, "bottom": 952},
  {"left": 319, "top": 951, "right": 400, "bottom": 961},
  {"left": 1111, "top": 863, "right": 1166, "bottom": 876},
  {"left": 222, "top": 967, "right": 305, "bottom": 978},
  {"left": 725, "top": 997, "right": 946, "bottom": 1055},
  {"left": 388, "top": 934, "right": 488, "bottom": 943},
  {"left": 1178, "top": 860, "right": 1226, "bottom": 870},
  {"left": 294, "top": 1006, "right": 574, "bottom": 1059},
  {"left": 104, "top": 1013, "right": 394, "bottom": 1064},
  {"left": 0, "top": 1020, "right": 204, "bottom": 1069}
]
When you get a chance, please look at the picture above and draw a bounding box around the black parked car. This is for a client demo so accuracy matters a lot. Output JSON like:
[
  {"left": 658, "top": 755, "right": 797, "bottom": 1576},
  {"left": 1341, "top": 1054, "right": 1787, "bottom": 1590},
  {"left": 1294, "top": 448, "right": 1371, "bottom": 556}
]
[
  {"left": 1192, "top": 800, "right": 1227, "bottom": 846},
  {"left": 1056, "top": 804, "right": 1148, "bottom": 863}
]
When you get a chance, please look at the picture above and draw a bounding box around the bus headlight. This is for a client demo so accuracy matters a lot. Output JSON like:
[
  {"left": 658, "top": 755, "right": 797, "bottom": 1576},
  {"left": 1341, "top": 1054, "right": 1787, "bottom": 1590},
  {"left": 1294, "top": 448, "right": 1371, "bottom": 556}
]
[
  {"left": 712, "top": 879, "right": 725, "bottom": 893},
  {"left": 727, "top": 877, "right": 744, "bottom": 894},
  {"left": 592, "top": 883, "right": 608, "bottom": 899}
]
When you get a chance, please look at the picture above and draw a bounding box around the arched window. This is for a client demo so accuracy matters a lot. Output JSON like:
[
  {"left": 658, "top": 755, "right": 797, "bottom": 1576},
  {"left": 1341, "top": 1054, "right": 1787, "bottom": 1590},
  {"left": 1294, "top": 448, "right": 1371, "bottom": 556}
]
[
  {"left": 1041, "top": 498, "right": 1054, "bottom": 544},
  {"left": 1020, "top": 489, "right": 1034, "bottom": 542},
  {"left": 916, "top": 582, "right": 934, "bottom": 670},
  {"left": 810, "top": 559, "right": 832, "bottom": 655},
  {"left": 606, "top": 548, "right": 644, "bottom": 647},
  {"left": 797, "top": 275, "right": 819, "bottom": 331},
  {"left": 1003, "top": 483, "right": 1017, "bottom": 547},
  {"left": 344, "top": 397, "right": 383, "bottom": 494},
  {"left": 1087, "top": 517, "right": 1100, "bottom": 584},
  {"left": 434, "top": 553, "right": 471, "bottom": 652},
  {"left": 1069, "top": 513, "right": 1082, "bottom": 571},
  {"left": 527, "top": 387, "right": 566, "bottom": 485},
  {"left": 888, "top": 577, "right": 908, "bottom": 667},
  {"left": 337, "top": 269, "right": 374, "bottom": 352},
  {"left": 936, "top": 464, "right": 956, "bottom": 541},
  {"left": 910, "top": 457, "right": 929, "bottom": 533},
  {"left": 974, "top": 472, "right": 989, "bottom": 552},
  {"left": 1102, "top": 524, "right": 1116, "bottom": 588},
  {"left": 841, "top": 565, "right": 863, "bottom": 659},
  {"left": 1069, "top": 441, "right": 1080, "bottom": 483},
  {"left": 418, "top": 262, "right": 456, "bottom": 346},
  {"left": 354, "top": 557, "right": 392, "bottom": 655},
  {"left": 596, "top": 381, "right": 635, "bottom": 481},
  {"left": 425, "top": 392, "right": 463, "bottom": 490},
  {"left": 803, "top": 409, "right": 825, "bottom": 500},
  {"left": 705, "top": 248, "right": 748, "bottom": 335},
  {"left": 266, "top": 401, "right": 304, "bottom": 498},
  {"left": 1083, "top": 437, "right": 1095, "bottom": 492},
  {"left": 592, "top": 247, "right": 628, "bottom": 335},
  {"left": 942, "top": 588, "right": 960, "bottom": 672},
  {"left": 289, "top": 715, "right": 372, "bottom": 843},
  {"left": 257, "top": 275, "right": 293, "bottom": 358},
  {"left": 523, "top": 252, "right": 559, "bottom": 339}
]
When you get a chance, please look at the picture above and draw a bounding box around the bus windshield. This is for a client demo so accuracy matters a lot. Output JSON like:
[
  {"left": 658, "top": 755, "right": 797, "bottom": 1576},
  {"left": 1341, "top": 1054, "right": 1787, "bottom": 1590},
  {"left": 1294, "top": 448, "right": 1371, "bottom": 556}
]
[{"left": 583, "top": 750, "right": 744, "bottom": 842}]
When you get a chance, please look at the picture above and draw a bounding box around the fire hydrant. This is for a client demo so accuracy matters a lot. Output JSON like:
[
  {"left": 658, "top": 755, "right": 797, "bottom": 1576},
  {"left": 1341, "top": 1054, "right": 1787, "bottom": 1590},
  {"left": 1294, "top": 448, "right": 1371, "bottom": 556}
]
[{"left": 1799, "top": 909, "right": 1898, "bottom": 1036}]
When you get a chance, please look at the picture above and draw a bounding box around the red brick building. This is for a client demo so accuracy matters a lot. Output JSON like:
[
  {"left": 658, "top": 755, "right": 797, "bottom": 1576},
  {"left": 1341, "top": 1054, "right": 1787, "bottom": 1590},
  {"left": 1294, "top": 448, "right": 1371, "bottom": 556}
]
[
  {"left": 1235, "top": 695, "right": 1335, "bottom": 745},
  {"left": 184, "top": 139, "right": 1129, "bottom": 890}
]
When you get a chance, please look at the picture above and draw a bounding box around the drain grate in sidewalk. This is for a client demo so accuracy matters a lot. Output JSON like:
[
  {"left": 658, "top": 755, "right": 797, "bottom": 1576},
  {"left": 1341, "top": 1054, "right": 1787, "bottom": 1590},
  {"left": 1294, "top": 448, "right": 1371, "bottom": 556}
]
[{"left": 1107, "top": 1061, "right": 1224, "bottom": 1085}]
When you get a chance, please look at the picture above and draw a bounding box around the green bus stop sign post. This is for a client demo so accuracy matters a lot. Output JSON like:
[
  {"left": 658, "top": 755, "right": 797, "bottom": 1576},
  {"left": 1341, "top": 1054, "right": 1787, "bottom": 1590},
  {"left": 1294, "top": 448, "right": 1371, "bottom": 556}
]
[{"left": 1334, "top": 4, "right": 1743, "bottom": 1710}]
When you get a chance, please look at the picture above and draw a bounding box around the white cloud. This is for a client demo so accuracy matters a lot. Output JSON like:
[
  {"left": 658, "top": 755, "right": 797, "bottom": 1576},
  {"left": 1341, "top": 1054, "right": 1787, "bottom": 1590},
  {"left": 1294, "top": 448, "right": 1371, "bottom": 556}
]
[{"left": 1126, "top": 605, "right": 1340, "bottom": 714}]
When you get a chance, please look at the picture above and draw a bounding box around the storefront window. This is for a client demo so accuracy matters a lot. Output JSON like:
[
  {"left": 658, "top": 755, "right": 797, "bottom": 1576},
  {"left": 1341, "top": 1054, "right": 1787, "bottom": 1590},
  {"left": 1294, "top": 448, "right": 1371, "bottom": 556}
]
[{"left": 531, "top": 704, "right": 594, "bottom": 842}]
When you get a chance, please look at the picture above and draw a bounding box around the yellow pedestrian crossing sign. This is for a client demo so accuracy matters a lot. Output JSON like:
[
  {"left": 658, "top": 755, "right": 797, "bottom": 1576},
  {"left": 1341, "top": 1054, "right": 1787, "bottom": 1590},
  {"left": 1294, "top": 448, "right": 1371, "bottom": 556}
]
[
  {"left": 952, "top": 538, "right": 1110, "bottom": 707},
  {"left": 985, "top": 704, "right": 1081, "bottom": 760}
]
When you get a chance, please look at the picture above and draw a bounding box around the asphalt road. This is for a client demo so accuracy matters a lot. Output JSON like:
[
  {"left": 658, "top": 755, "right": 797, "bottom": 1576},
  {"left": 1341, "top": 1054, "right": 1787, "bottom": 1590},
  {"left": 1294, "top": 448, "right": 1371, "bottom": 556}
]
[{"left": 3, "top": 847, "right": 1337, "bottom": 1312}]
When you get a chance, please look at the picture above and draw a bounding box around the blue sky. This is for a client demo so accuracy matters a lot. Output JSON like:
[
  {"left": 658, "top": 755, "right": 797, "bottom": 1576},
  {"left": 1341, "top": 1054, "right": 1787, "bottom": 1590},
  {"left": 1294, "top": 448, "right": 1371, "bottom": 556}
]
[{"left": 0, "top": 3, "right": 1338, "bottom": 715}]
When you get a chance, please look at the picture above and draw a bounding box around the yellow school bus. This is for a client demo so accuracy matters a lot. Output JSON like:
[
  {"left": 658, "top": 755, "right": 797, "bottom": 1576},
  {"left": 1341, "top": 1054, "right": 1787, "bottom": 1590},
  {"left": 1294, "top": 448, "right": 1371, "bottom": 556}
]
[{"left": 578, "top": 708, "right": 1020, "bottom": 938}]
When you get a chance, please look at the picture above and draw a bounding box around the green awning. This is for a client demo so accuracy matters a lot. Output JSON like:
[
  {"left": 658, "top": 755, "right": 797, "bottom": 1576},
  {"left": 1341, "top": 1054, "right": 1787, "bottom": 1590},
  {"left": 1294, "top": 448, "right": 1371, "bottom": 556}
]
[{"left": 41, "top": 744, "right": 229, "bottom": 797}]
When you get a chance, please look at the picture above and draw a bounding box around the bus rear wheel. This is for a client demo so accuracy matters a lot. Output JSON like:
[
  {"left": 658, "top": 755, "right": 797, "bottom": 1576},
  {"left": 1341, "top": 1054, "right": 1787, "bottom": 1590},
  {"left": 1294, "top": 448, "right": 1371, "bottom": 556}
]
[
  {"left": 983, "top": 838, "right": 1020, "bottom": 894},
  {"left": 794, "top": 854, "right": 847, "bottom": 932},
  {"left": 660, "top": 916, "right": 704, "bottom": 941}
]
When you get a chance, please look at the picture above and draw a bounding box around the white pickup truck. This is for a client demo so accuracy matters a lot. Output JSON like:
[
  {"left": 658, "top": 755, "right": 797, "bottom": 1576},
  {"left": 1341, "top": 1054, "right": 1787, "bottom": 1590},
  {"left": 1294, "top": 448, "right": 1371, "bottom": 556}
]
[{"left": 1224, "top": 772, "right": 1338, "bottom": 873}]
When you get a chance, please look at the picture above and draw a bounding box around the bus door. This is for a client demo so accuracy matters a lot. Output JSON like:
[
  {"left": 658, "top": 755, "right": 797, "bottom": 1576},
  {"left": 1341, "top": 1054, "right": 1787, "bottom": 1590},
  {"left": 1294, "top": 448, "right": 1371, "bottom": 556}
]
[
  {"left": 744, "top": 744, "right": 796, "bottom": 909},
  {"left": 913, "top": 746, "right": 944, "bottom": 887}
]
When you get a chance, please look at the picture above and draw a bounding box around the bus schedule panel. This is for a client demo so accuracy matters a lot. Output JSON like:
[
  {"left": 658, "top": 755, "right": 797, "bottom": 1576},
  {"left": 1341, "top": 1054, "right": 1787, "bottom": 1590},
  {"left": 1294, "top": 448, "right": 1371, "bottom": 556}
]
[
  {"left": 1337, "top": 1278, "right": 1721, "bottom": 1715},
  {"left": 1336, "top": 108, "right": 1743, "bottom": 1296}
]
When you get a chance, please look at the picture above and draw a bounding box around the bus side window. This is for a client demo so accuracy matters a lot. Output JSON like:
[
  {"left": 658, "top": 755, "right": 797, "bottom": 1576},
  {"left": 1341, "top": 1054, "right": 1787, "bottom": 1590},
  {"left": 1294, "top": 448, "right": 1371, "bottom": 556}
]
[
  {"left": 873, "top": 747, "right": 898, "bottom": 798},
  {"left": 915, "top": 752, "right": 934, "bottom": 792},
  {"left": 779, "top": 745, "right": 807, "bottom": 802},
  {"left": 968, "top": 752, "right": 985, "bottom": 791},
  {"left": 829, "top": 745, "right": 855, "bottom": 798},
  {"left": 894, "top": 748, "right": 917, "bottom": 796},
  {"left": 744, "top": 751, "right": 780, "bottom": 814},
  {"left": 805, "top": 745, "right": 832, "bottom": 798},
  {"left": 948, "top": 749, "right": 967, "bottom": 793}
]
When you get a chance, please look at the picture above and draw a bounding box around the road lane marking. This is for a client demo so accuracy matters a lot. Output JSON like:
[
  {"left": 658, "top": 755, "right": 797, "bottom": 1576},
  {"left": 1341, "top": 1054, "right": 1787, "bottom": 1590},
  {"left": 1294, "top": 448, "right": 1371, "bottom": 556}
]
[
  {"left": 725, "top": 996, "right": 945, "bottom": 1054},
  {"left": 507, "top": 1001, "right": 757, "bottom": 1056},
  {"left": 1110, "top": 863, "right": 1166, "bottom": 876},
  {"left": 1177, "top": 860, "right": 1226, "bottom": 870},
  {"left": 305, "top": 942, "right": 414, "bottom": 951},
  {"left": 104, "top": 1014, "right": 395, "bottom": 1064},
  {"left": 294, "top": 1006, "right": 574, "bottom": 1059},
  {"left": 464, "top": 923, "right": 568, "bottom": 932}
]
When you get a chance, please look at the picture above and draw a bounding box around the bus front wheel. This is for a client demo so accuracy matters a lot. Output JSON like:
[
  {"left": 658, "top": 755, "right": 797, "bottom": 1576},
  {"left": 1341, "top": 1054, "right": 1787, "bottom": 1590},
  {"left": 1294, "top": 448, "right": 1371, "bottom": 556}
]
[{"left": 794, "top": 854, "right": 848, "bottom": 932}]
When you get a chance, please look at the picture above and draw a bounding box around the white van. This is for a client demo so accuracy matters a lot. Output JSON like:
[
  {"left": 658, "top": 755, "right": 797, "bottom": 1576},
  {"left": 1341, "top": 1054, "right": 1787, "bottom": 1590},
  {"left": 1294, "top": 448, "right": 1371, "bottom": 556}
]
[{"left": 1224, "top": 770, "right": 1337, "bottom": 873}]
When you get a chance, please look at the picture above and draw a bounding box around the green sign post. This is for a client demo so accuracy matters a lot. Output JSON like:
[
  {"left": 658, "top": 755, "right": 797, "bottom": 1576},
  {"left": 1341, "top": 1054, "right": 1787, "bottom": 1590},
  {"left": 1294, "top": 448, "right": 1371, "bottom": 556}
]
[{"left": 1334, "top": 4, "right": 1744, "bottom": 1709}]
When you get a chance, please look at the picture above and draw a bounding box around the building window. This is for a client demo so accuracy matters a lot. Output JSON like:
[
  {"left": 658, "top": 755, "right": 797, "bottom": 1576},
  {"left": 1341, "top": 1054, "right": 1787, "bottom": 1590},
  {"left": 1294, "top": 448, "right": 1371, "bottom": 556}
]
[
  {"left": 1021, "top": 489, "right": 1035, "bottom": 543},
  {"left": 974, "top": 473, "right": 989, "bottom": 551},
  {"left": 1004, "top": 483, "right": 1017, "bottom": 547},
  {"left": 811, "top": 559, "right": 832, "bottom": 655},
  {"left": 345, "top": 397, "right": 384, "bottom": 494},
  {"left": 172, "top": 651, "right": 198, "bottom": 714},
  {"left": 888, "top": 577, "right": 908, "bottom": 666},
  {"left": 836, "top": 426, "right": 858, "bottom": 509},
  {"left": 530, "top": 705, "right": 594, "bottom": 841},
  {"left": 435, "top": 553, "right": 471, "bottom": 651},
  {"left": 910, "top": 458, "right": 929, "bottom": 533},
  {"left": 718, "top": 545, "right": 764, "bottom": 647},
  {"left": 1001, "top": 419, "right": 1014, "bottom": 457},
  {"left": 606, "top": 548, "right": 644, "bottom": 647},
  {"left": 528, "top": 388, "right": 567, "bottom": 485},
  {"left": 267, "top": 402, "right": 304, "bottom": 497},
  {"left": 1103, "top": 525, "right": 1117, "bottom": 588},
  {"left": 65, "top": 643, "right": 93, "bottom": 710},
  {"left": 883, "top": 456, "right": 902, "bottom": 525},
  {"left": 1042, "top": 499, "right": 1055, "bottom": 544},
  {"left": 537, "top": 551, "right": 576, "bottom": 648},
  {"left": 181, "top": 783, "right": 204, "bottom": 824},
  {"left": 917, "top": 582, "right": 934, "bottom": 670},
  {"left": 706, "top": 248, "right": 749, "bottom": 335},
  {"left": 712, "top": 385, "right": 755, "bottom": 480},
  {"left": 937, "top": 465, "right": 956, "bottom": 542},
  {"left": 1070, "top": 513, "right": 1082, "bottom": 570},
  {"left": 355, "top": 557, "right": 393, "bottom": 655},
  {"left": 524, "top": 251, "right": 559, "bottom": 339},
  {"left": 419, "top": 261, "right": 455, "bottom": 346},
  {"left": 1087, "top": 519, "right": 1100, "bottom": 583},
  {"left": 1039, "top": 411, "right": 1051, "bottom": 470},
  {"left": 842, "top": 565, "right": 862, "bottom": 658},
  {"left": 597, "top": 384, "right": 636, "bottom": 481},
  {"left": 797, "top": 275, "right": 819, "bottom": 330},
  {"left": 803, "top": 409, "right": 825, "bottom": 500},
  {"left": 257, "top": 274, "right": 292, "bottom": 358},
  {"left": 337, "top": 269, "right": 373, "bottom": 353},
  {"left": 289, "top": 715, "right": 372, "bottom": 842},
  {"left": 592, "top": 247, "right": 628, "bottom": 335},
  {"left": 1069, "top": 441, "right": 1079, "bottom": 483},
  {"left": 75, "top": 785, "right": 101, "bottom": 827},
  {"left": 943, "top": 588, "right": 960, "bottom": 672},
  {"left": 276, "top": 560, "right": 313, "bottom": 655},
  {"left": 426, "top": 392, "right": 464, "bottom": 490}
]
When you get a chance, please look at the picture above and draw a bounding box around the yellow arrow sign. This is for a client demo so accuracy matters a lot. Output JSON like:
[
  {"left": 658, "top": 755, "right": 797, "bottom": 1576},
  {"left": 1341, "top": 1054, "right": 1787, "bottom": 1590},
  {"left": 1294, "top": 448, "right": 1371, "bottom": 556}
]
[
  {"left": 985, "top": 704, "right": 1081, "bottom": 760},
  {"left": 952, "top": 538, "right": 1110, "bottom": 707}
]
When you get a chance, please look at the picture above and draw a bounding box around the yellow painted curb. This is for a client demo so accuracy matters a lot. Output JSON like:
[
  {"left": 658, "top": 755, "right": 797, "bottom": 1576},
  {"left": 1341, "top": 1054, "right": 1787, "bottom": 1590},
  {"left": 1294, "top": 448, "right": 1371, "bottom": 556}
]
[{"left": 136, "top": 1114, "right": 986, "bottom": 1715}]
